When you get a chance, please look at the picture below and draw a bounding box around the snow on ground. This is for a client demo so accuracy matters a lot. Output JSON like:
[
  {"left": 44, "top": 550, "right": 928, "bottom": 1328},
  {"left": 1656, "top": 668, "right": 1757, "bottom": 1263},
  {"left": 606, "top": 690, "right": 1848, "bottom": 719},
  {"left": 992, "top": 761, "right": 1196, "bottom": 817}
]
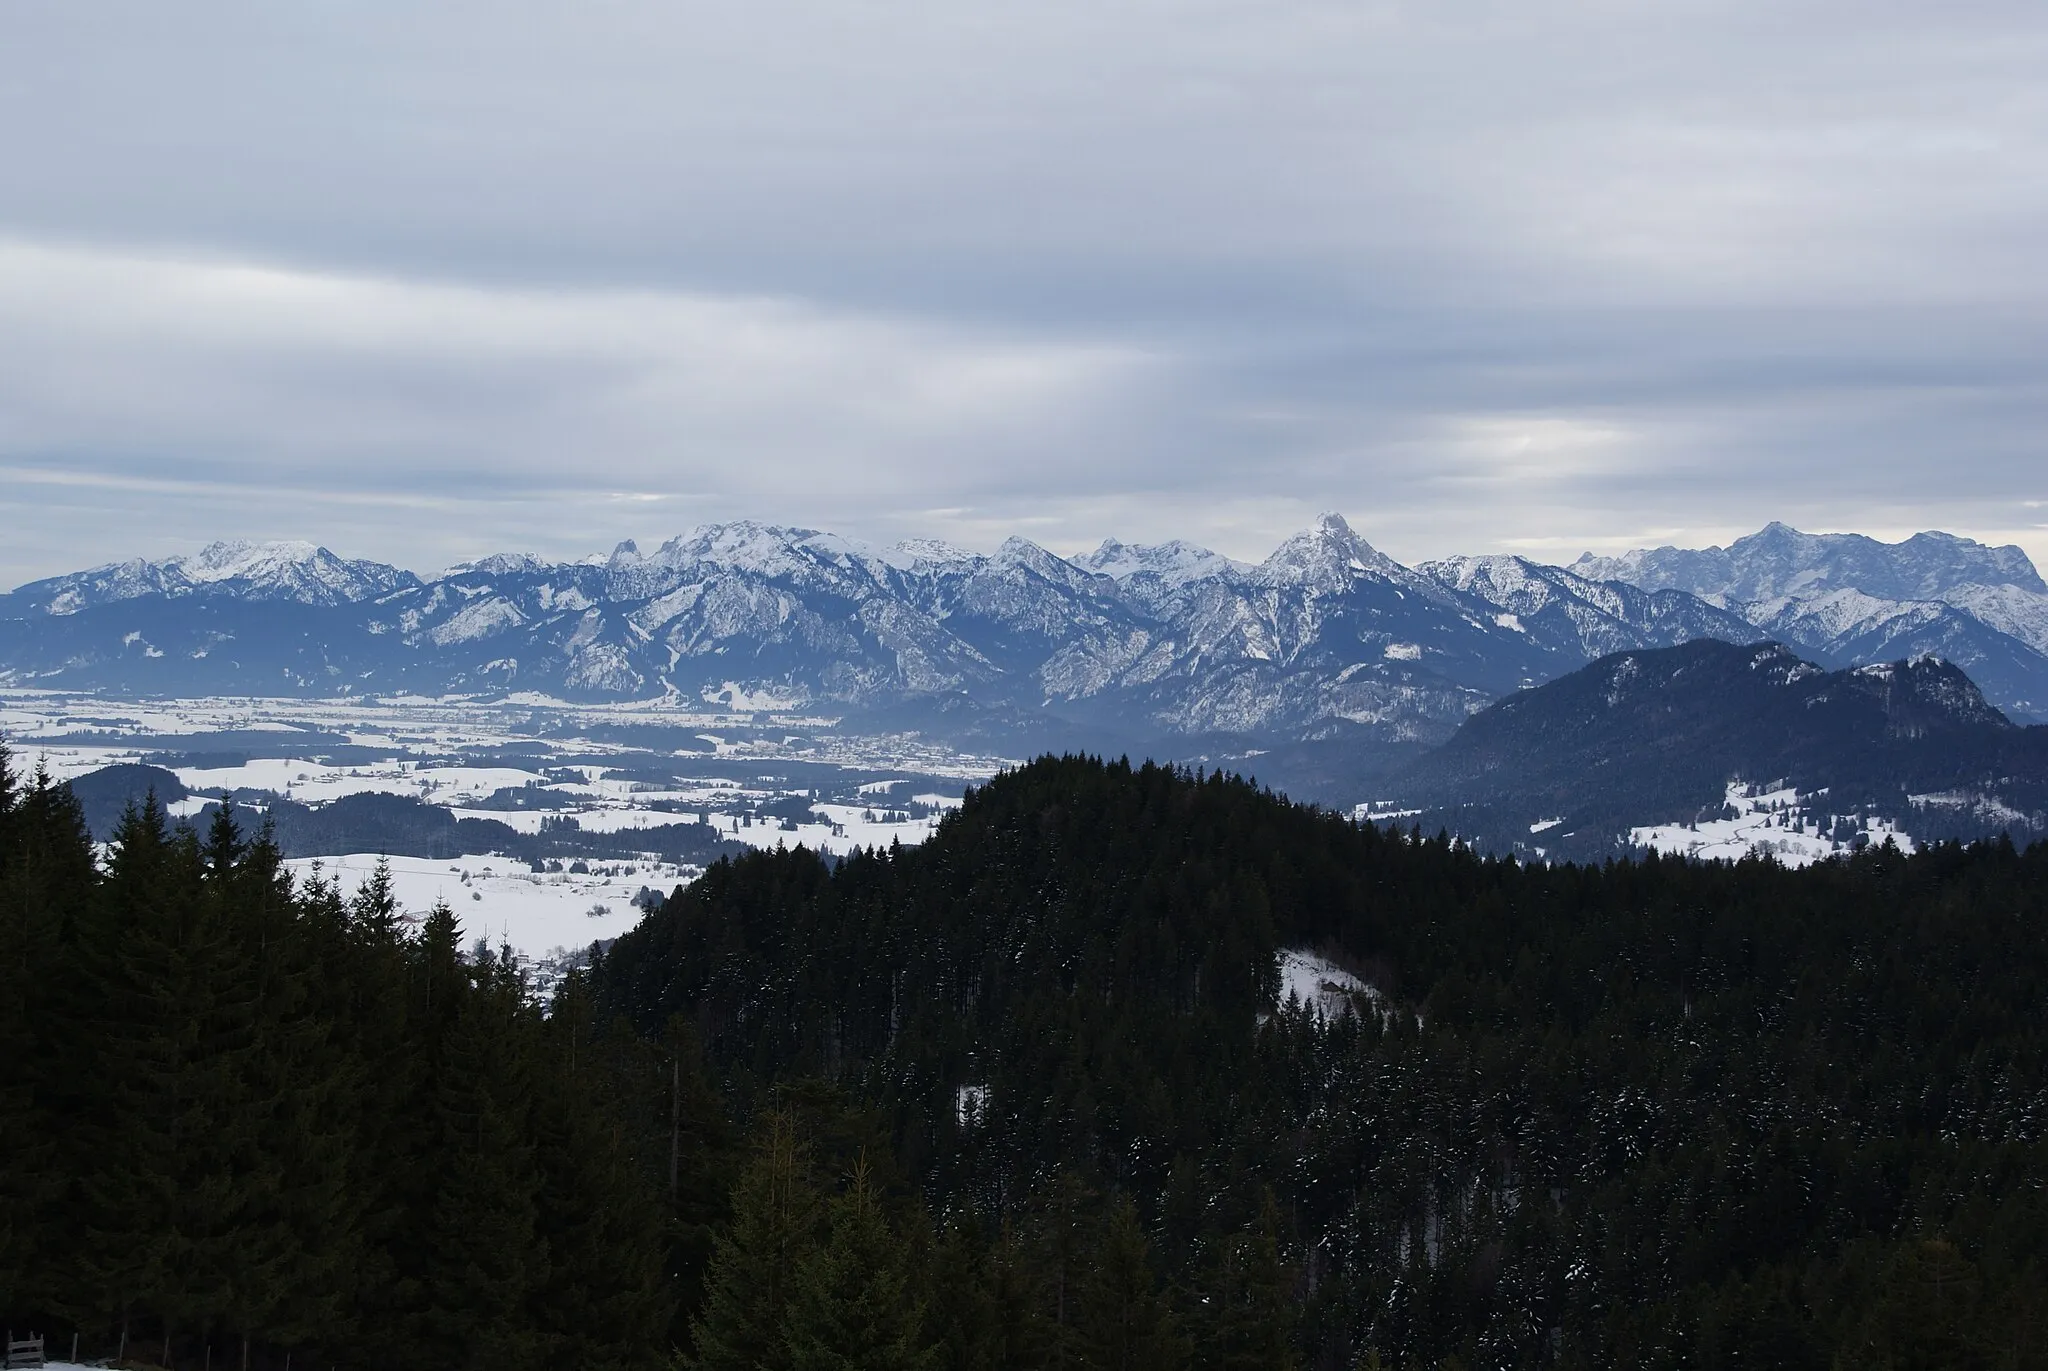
[
  {"left": 172, "top": 757, "right": 549, "bottom": 804},
  {"left": 1630, "top": 781, "right": 1915, "bottom": 867},
  {"left": 0, "top": 688, "right": 1013, "bottom": 779},
  {"left": 1, "top": 742, "right": 144, "bottom": 781},
  {"left": 2, "top": 692, "right": 991, "bottom": 934},
  {"left": 284, "top": 852, "right": 681, "bottom": 959},
  {"left": 1275, "top": 948, "right": 1381, "bottom": 1020},
  {"left": 1353, "top": 801, "right": 1422, "bottom": 823}
]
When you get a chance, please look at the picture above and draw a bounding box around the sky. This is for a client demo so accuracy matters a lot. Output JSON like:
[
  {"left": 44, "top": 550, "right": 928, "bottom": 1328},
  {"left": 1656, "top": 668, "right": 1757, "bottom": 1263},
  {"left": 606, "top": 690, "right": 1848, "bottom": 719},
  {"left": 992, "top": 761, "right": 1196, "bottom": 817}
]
[{"left": 4, "top": 0, "right": 2047, "bottom": 586}]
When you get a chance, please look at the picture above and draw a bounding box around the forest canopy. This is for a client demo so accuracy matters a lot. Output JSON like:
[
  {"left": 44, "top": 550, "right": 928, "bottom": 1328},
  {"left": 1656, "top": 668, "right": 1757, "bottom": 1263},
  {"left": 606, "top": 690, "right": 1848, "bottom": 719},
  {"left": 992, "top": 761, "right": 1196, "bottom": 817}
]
[{"left": 5, "top": 750, "right": 2047, "bottom": 1368}]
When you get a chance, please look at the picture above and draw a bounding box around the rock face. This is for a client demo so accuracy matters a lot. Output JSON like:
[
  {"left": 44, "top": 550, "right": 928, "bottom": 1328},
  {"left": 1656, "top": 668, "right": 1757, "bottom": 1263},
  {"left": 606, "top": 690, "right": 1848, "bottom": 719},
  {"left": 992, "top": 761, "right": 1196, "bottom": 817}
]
[{"left": 5, "top": 518, "right": 2043, "bottom": 750}]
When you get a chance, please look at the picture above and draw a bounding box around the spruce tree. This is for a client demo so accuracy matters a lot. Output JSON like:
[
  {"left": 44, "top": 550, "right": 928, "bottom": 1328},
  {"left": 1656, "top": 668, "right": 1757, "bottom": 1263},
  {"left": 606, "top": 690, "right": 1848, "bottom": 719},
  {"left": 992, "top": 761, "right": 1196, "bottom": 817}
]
[
  {"left": 416, "top": 948, "right": 547, "bottom": 1371},
  {"left": 0, "top": 757, "right": 98, "bottom": 1318},
  {"left": 689, "top": 1111, "right": 823, "bottom": 1371},
  {"left": 70, "top": 799, "right": 252, "bottom": 1348},
  {"left": 783, "top": 1157, "right": 936, "bottom": 1371},
  {"left": 1075, "top": 1197, "right": 1188, "bottom": 1371},
  {"left": 1196, "top": 1193, "right": 1296, "bottom": 1371},
  {"left": 531, "top": 971, "right": 673, "bottom": 1371},
  {"left": 212, "top": 808, "right": 362, "bottom": 1357}
]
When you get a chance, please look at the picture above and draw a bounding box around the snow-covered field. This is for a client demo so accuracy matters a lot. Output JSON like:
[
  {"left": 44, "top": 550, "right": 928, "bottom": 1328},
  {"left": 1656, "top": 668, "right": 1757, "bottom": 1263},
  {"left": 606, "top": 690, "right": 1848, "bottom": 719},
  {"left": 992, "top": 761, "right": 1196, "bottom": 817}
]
[
  {"left": 0, "top": 688, "right": 1011, "bottom": 779},
  {"left": 1, "top": 690, "right": 981, "bottom": 972},
  {"left": 1629, "top": 781, "right": 1915, "bottom": 867},
  {"left": 286, "top": 851, "right": 671, "bottom": 961}
]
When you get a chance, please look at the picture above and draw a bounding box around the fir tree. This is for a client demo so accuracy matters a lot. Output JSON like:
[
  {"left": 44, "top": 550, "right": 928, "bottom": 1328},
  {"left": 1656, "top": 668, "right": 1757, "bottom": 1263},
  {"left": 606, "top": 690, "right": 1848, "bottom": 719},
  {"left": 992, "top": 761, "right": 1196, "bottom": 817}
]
[{"left": 531, "top": 972, "right": 674, "bottom": 1371}]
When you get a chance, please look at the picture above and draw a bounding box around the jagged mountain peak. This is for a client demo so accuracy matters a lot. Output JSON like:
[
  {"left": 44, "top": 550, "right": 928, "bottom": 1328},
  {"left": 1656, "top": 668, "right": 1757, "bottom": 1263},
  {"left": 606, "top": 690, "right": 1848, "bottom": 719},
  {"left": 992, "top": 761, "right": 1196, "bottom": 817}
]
[
  {"left": 1255, "top": 512, "right": 1408, "bottom": 590},
  {"left": 1419, "top": 553, "right": 1556, "bottom": 598},
  {"left": 188, "top": 538, "right": 322, "bottom": 574},
  {"left": 992, "top": 535, "right": 1085, "bottom": 580}
]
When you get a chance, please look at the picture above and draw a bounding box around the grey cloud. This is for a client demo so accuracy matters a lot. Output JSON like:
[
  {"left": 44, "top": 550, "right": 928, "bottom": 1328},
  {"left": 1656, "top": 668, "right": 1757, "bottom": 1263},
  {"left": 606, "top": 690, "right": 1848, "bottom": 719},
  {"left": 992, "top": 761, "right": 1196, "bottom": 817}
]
[{"left": 1, "top": 0, "right": 2045, "bottom": 585}]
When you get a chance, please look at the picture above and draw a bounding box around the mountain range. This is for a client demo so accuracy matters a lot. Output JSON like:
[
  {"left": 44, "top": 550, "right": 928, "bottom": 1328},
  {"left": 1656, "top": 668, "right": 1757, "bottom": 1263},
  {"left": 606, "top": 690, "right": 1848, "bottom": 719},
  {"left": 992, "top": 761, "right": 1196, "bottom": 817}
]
[{"left": 6, "top": 519, "right": 2047, "bottom": 765}]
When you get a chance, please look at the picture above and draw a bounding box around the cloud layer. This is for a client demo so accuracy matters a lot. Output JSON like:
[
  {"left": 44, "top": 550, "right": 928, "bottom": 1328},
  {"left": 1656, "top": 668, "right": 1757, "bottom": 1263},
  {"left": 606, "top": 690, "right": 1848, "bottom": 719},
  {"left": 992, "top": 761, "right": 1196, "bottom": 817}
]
[{"left": 4, "top": 0, "right": 2046, "bottom": 583}]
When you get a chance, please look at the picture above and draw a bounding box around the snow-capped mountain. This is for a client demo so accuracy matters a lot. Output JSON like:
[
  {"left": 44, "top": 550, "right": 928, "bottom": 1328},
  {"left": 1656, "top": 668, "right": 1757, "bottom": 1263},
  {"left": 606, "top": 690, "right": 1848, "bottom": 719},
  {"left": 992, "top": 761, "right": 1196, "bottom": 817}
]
[
  {"left": 7, "top": 516, "right": 2040, "bottom": 751},
  {"left": 1571, "top": 522, "right": 2048, "bottom": 719},
  {"left": 1416, "top": 554, "right": 1763, "bottom": 663},
  {"left": 1574, "top": 522, "right": 2047, "bottom": 607},
  {"left": 10, "top": 540, "right": 423, "bottom": 615}
]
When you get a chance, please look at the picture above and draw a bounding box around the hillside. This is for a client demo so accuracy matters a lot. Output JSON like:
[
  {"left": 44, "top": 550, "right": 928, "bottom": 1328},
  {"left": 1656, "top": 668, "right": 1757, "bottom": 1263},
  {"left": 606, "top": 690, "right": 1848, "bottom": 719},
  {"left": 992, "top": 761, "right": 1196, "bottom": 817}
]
[
  {"left": 13, "top": 748, "right": 2048, "bottom": 1366},
  {"left": 587, "top": 754, "right": 2048, "bottom": 1367},
  {"left": 1389, "top": 640, "right": 2048, "bottom": 860}
]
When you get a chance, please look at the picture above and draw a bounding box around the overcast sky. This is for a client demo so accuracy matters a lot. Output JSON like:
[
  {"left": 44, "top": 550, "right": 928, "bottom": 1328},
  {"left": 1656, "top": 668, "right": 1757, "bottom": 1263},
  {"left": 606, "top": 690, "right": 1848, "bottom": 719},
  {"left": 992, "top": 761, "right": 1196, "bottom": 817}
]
[{"left": 4, "top": 0, "right": 2046, "bottom": 585}]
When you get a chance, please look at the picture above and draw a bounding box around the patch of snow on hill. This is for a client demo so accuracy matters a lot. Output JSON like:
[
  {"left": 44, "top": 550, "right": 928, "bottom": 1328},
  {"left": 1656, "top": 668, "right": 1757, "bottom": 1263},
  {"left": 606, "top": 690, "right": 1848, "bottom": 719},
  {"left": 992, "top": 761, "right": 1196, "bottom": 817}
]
[
  {"left": 1630, "top": 781, "right": 1915, "bottom": 867},
  {"left": 1276, "top": 948, "right": 1380, "bottom": 1020},
  {"left": 1909, "top": 789, "right": 2036, "bottom": 828}
]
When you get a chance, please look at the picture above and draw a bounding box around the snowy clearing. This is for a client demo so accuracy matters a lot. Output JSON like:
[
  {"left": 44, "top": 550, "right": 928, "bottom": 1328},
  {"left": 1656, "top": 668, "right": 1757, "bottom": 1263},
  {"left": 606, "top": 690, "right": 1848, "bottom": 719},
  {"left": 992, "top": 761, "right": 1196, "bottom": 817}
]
[
  {"left": 284, "top": 851, "right": 680, "bottom": 960},
  {"left": 1630, "top": 781, "right": 1915, "bottom": 868},
  {"left": 1275, "top": 948, "right": 1381, "bottom": 1021}
]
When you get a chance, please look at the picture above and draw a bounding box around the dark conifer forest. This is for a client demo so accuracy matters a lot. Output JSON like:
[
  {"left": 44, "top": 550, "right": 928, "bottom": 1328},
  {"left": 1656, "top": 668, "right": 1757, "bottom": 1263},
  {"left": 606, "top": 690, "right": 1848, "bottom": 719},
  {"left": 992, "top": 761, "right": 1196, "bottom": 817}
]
[{"left": 6, "top": 747, "right": 2048, "bottom": 1368}]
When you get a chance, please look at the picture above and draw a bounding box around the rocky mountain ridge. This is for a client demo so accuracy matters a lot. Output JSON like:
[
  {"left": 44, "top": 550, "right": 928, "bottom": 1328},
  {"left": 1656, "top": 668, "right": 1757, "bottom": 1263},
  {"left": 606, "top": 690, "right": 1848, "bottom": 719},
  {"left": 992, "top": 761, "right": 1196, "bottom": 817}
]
[{"left": 5, "top": 519, "right": 2044, "bottom": 751}]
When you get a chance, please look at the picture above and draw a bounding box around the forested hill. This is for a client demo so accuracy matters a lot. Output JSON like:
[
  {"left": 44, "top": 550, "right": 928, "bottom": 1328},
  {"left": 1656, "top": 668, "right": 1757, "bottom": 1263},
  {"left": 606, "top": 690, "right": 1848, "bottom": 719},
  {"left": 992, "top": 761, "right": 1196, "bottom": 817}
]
[
  {"left": 1388, "top": 639, "right": 2048, "bottom": 859},
  {"left": 593, "top": 754, "right": 2048, "bottom": 1367},
  {"left": 10, "top": 748, "right": 2048, "bottom": 1368}
]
